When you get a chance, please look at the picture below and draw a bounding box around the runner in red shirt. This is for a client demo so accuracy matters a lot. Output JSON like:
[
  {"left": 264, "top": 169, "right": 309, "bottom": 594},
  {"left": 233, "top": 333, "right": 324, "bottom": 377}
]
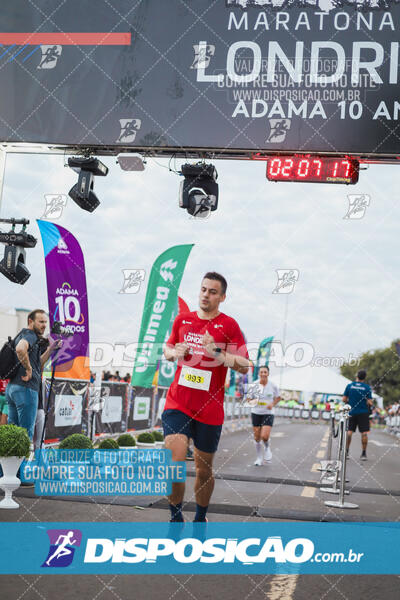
[{"left": 162, "top": 272, "right": 250, "bottom": 522}]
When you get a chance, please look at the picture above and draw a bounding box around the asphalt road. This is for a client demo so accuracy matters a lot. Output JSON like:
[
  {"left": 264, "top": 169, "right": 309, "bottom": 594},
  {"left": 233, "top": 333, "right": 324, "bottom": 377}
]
[
  {"left": 177, "top": 419, "right": 400, "bottom": 522},
  {"left": 0, "top": 420, "right": 399, "bottom": 599}
]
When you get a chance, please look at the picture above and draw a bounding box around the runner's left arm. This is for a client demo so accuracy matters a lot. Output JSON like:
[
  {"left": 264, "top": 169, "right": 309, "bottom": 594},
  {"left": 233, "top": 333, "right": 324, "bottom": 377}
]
[
  {"left": 272, "top": 395, "right": 281, "bottom": 407},
  {"left": 267, "top": 385, "right": 281, "bottom": 410},
  {"left": 203, "top": 328, "right": 250, "bottom": 374}
]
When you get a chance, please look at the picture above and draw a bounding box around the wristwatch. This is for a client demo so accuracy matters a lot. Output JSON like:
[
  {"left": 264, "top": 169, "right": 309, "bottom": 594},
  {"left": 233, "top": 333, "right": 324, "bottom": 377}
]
[{"left": 214, "top": 347, "right": 222, "bottom": 356}]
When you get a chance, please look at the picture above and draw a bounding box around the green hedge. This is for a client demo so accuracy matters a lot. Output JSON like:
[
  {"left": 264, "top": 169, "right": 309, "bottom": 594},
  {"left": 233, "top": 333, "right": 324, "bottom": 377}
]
[
  {"left": 152, "top": 430, "right": 164, "bottom": 442},
  {"left": 98, "top": 438, "right": 119, "bottom": 450},
  {"left": 59, "top": 434, "right": 93, "bottom": 450},
  {"left": 117, "top": 434, "right": 136, "bottom": 447},
  {"left": 0, "top": 425, "right": 30, "bottom": 457},
  {"left": 136, "top": 432, "right": 155, "bottom": 444}
]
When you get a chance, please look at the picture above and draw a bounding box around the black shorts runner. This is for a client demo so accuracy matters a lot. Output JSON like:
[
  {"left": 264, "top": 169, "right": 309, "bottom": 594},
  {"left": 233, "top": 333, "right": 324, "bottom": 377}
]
[
  {"left": 348, "top": 412, "right": 370, "bottom": 433},
  {"left": 251, "top": 413, "right": 274, "bottom": 428},
  {"left": 162, "top": 409, "right": 222, "bottom": 454}
]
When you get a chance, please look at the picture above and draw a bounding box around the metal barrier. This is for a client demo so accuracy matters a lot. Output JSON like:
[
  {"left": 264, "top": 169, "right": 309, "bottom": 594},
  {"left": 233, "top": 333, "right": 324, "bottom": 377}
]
[
  {"left": 320, "top": 406, "right": 359, "bottom": 510},
  {"left": 320, "top": 412, "right": 347, "bottom": 495},
  {"left": 318, "top": 413, "right": 339, "bottom": 486}
]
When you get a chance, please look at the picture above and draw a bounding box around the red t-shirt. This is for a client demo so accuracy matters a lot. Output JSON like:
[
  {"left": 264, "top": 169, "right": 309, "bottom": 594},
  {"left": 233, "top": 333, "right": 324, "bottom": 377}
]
[
  {"left": 0, "top": 379, "right": 9, "bottom": 395},
  {"left": 164, "top": 311, "right": 248, "bottom": 425}
]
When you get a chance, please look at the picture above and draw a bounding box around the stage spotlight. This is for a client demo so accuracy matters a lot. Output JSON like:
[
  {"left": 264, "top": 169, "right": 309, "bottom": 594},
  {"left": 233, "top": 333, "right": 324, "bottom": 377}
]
[
  {"left": 179, "top": 162, "right": 219, "bottom": 218},
  {"left": 68, "top": 156, "right": 108, "bottom": 212},
  {"left": 0, "top": 218, "right": 37, "bottom": 285}
]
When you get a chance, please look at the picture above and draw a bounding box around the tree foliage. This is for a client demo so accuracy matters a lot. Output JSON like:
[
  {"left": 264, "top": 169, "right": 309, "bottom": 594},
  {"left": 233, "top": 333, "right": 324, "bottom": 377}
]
[{"left": 340, "top": 340, "right": 400, "bottom": 407}]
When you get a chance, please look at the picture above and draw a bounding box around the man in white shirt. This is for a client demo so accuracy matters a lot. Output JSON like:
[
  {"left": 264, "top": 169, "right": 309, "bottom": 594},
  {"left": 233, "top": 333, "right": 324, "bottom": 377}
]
[{"left": 246, "top": 366, "right": 281, "bottom": 466}]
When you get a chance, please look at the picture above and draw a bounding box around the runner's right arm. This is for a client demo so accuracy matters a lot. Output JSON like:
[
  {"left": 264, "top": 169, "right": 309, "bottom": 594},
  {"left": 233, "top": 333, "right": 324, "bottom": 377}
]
[
  {"left": 163, "top": 314, "right": 191, "bottom": 362},
  {"left": 164, "top": 342, "right": 190, "bottom": 362}
]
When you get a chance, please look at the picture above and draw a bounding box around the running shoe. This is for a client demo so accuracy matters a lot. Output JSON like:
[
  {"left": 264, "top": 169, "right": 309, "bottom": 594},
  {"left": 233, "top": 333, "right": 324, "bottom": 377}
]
[
  {"left": 263, "top": 446, "right": 272, "bottom": 463},
  {"left": 254, "top": 457, "right": 262, "bottom": 466},
  {"left": 360, "top": 451, "right": 367, "bottom": 461}
]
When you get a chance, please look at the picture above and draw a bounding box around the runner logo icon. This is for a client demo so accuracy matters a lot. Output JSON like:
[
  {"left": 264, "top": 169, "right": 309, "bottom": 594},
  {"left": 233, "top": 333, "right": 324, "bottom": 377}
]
[
  {"left": 117, "top": 119, "right": 142, "bottom": 143},
  {"left": 38, "top": 45, "right": 62, "bottom": 69},
  {"left": 191, "top": 44, "right": 216, "bottom": 69},
  {"left": 267, "top": 119, "right": 291, "bottom": 144},
  {"left": 42, "top": 529, "right": 82, "bottom": 568}
]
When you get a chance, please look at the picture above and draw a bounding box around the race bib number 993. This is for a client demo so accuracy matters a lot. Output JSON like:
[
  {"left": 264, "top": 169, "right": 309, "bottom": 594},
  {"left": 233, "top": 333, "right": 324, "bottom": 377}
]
[{"left": 178, "top": 366, "right": 211, "bottom": 392}]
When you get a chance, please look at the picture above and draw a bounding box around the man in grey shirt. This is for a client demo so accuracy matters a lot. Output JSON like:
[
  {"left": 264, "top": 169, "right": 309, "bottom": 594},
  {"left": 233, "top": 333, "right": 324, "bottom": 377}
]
[{"left": 6, "top": 309, "right": 61, "bottom": 440}]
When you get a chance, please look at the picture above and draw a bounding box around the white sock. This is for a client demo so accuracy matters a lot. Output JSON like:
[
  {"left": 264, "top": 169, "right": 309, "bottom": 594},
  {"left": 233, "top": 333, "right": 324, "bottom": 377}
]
[
  {"left": 263, "top": 440, "right": 269, "bottom": 449},
  {"left": 255, "top": 441, "right": 263, "bottom": 459}
]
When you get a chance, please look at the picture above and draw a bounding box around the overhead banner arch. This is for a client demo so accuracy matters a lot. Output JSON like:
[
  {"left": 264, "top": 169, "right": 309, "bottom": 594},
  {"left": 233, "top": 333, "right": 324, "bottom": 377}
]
[{"left": 1, "top": 1, "right": 400, "bottom": 157}]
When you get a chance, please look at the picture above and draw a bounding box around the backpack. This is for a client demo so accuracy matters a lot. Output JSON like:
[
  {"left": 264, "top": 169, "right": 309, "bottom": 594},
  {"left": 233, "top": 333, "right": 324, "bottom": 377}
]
[{"left": 0, "top": 336, "right": 20, "bottom": 379}]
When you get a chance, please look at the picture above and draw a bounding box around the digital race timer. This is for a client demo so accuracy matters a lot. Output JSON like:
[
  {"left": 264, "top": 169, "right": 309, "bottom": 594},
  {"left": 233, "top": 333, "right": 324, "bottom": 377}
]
[{"left": 266, "top": 156, "right": 359, "bottom": 185}]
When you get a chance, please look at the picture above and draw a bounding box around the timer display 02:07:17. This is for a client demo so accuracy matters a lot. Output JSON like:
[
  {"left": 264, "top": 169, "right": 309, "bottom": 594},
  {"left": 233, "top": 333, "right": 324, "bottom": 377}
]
[{"left": 266, "top": 156, "right": 359, "bottom": 184}]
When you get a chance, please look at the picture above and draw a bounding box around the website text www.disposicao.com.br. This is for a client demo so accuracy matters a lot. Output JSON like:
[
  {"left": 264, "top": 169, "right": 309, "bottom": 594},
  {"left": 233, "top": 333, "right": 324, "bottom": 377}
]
[{"left": 82, "top": 536, "right": 364, "bottom": 565}]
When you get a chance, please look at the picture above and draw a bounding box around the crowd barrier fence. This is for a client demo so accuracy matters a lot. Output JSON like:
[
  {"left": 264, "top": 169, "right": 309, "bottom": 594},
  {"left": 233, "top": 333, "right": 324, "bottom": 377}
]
[
  {"left": 41, "top": 383, "right": 350, "bottom": 446},
  {"left": 385, "top": 415, "right": 400, "bottom": 437}
]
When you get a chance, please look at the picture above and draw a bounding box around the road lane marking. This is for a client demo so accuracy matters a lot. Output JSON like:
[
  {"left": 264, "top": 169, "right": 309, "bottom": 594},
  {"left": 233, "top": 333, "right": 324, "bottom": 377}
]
[
  {"left": 267, "top": 575, "right": 299, "bottom": 600},
  {"left": 370, "top": 440, "right": 399, "bottom": 447},
  {"left": 301, "top": 486, "right": 316, "bottom": 498},
  {"left": 311, "top": 463, "right": 320, "bottom": 472},
  {"left": 316, "top": 450, "right": 325, "bottom": 459}
]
